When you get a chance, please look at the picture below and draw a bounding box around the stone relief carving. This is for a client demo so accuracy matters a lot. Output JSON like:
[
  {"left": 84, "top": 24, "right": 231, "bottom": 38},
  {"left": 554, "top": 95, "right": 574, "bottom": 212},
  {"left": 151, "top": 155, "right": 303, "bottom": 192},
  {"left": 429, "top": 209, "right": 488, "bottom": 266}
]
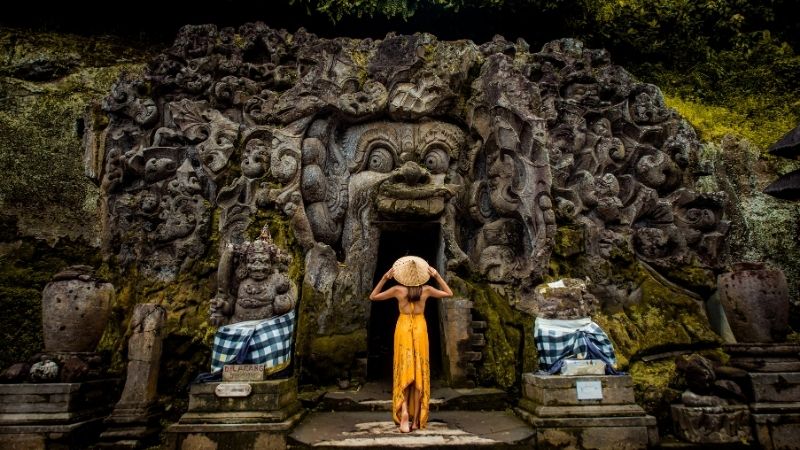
[{"left": 98, "top": 23, "right": 728, "bottom": 379}]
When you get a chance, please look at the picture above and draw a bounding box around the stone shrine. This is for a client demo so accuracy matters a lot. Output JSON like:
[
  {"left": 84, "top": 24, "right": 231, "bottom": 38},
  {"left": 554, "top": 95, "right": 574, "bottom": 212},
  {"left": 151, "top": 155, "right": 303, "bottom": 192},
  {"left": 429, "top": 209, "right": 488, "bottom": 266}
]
[{"left": 168, "top": 227, "right": 303, "bottom": 449}]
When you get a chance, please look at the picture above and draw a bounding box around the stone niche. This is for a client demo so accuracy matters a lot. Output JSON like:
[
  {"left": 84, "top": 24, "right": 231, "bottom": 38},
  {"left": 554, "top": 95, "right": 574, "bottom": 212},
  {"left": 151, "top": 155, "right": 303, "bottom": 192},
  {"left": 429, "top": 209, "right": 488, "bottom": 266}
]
[{"left": 92, "top": 23, "right": 728, "bottom": 388}]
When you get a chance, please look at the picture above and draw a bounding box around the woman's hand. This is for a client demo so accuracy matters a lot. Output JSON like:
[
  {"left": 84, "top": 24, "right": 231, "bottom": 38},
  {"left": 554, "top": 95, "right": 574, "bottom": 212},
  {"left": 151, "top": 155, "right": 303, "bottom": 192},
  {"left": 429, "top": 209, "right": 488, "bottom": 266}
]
[
  {"left": 383, "top": 268, "right": 395, "bottom": 280},
  {"left": 427, "top": 266, "right": 439, "bottom": 277}
]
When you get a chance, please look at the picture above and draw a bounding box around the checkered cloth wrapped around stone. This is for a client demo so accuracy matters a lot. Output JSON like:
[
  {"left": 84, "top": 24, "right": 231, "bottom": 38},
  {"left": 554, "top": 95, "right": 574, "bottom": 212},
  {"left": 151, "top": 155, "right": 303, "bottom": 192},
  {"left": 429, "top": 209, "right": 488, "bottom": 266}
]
[
  {"left": 211, "top": 310, "right": 295, "bottom": 373},
  {"left": 533, "top": 317, "right": 617, "bottom": 374}
]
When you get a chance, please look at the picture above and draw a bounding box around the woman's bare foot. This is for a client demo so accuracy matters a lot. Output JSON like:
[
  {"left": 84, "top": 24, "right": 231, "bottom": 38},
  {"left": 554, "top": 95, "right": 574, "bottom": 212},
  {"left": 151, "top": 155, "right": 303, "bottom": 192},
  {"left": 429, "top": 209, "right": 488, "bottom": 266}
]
[{"left": 399, "top": 411, "right": 410, "bottom": 433}]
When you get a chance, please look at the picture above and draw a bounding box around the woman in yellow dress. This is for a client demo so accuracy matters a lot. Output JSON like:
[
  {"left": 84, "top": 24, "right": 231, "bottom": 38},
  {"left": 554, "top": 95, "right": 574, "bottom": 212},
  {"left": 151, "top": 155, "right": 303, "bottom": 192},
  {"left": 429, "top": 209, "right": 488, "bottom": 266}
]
[{"left": 369, "top": 256, "right": 453, "bottom": 433}]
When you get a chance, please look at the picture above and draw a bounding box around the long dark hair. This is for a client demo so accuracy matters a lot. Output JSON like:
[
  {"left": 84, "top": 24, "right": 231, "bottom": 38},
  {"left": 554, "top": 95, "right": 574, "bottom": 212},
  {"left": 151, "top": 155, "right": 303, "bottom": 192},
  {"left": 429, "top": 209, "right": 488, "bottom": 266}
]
[{"left": 408, "top": 285, "right": 422, "bottom": 302}]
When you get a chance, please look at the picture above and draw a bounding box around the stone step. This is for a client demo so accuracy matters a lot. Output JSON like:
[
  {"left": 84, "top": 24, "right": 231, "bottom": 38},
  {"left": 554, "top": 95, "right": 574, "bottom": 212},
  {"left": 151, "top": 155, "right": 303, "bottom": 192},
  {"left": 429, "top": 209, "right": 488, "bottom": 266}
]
[
  {"left": 317, "top": 382, "right": 509, "bottom": 412},
  {"left": 288, "top": 411, "right": 535, "bottom": 449}
]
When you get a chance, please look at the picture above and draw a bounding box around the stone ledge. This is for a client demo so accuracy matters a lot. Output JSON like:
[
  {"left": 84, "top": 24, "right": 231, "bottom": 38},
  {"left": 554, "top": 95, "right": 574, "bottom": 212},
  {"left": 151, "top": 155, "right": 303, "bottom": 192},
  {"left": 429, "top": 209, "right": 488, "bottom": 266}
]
[
  {"left": 515, "top": 407, "right": 658, "bottom": 449},
  {"left": 168, "top": 409, "right": 305, "bottom": 433},
  {"left": 0, "top": 406, "right": 111, "bottom": 425},
  {"left": 0, "top": 416, "right": 106, "bottom": 449},
  {"left": 751, "top": 402, "right": 800, "bottom": 413},
  {"left": 177, "top": 407, "right": 302, "bottom": 425},
  {"left": 518, "top": 400, "right": 647, "bottom": 418},
  {"left": 515, "top": 408, "right": 656, "bottom": 428}
]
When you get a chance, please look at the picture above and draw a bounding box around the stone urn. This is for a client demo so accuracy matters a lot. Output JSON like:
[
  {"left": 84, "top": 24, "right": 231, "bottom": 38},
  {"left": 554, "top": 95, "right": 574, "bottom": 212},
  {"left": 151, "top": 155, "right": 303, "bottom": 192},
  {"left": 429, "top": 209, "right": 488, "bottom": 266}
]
[
  {"left": 717, "top": 262, "right": 790, "bottom": 343},
  {"left": 41, "top": 265, "right": 114, "bottom": 353}
]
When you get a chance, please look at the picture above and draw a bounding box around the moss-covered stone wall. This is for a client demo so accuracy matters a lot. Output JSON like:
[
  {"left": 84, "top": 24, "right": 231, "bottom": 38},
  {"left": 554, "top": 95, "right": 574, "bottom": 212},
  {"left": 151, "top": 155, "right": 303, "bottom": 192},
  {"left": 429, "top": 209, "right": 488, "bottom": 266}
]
[{"left": 0, "top": 28, "right": 154, "bottom": 370}]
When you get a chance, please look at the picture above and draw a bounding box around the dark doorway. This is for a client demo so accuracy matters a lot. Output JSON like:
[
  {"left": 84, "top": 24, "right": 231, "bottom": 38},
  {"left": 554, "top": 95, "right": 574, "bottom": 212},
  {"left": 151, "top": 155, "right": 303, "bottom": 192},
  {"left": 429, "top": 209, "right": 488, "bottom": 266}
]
[{"left": 367, "top": 222, "right": 443, "bottom": 382}]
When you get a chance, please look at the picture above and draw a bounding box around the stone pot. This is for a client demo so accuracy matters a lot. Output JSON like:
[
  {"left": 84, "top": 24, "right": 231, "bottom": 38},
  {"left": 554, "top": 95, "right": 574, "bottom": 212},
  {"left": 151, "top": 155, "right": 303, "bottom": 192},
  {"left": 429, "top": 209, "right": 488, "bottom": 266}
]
[
  {"left": 41, "top": 265, "right": 114, "bottom": 353},
  {"left": 717, "top": 262, "right": 789, "bottom": 343}
]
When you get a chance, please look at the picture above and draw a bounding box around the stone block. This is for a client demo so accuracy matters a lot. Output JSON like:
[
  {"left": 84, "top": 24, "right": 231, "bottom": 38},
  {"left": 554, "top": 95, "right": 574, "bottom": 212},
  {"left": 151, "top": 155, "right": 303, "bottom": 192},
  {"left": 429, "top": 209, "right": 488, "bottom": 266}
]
[
  {"left": 522, "top": 373, "right": 635, "bottom": 406},
  {"left": 724, "top": 343, "right": 800, "bottom": 373},
  {"left": 753, "top": 411, "right": 800, "bottom": 450},
  {"left": 515, "top": 408, "right": 657, "bottom": 449},
  {"left": 178, "top": 379, "right": 302, "bottom": 425},
  {"left": 0, "top": 380, "right": 118, "bottom": 425},
  {"left": 671, "top": 404, "right": 751, "bottom": 444},
  {"left": 166, "top": 410, "right": 304, "bottom": 450},
  {"left": 187, "top": 379, "right": 297, "bottom": 413},
  {"left": 0, "top": 417, "right": 106, "bottom": 450},
  {"left": 750, "top": 372, "right": 800, "bottom": 403},
  {"left": 516, "top": 373, "right": 658, "bottom": 449},
  {"left": 439, "top": 297, "right": 475, "bottom": 388}
]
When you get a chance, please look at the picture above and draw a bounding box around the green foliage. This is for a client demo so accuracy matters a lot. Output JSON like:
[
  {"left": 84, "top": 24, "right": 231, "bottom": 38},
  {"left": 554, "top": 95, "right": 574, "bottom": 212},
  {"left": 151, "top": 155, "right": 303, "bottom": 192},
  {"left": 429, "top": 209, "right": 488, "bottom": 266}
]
[
  {"left": 290, "top": 0, "right": 507, "bottom": 21},
  {"left": 561, "top": 1, "right": 799, "bottom": 151},
  {"left": 642, "top": 31, "right": 800, "bottom": 150}
]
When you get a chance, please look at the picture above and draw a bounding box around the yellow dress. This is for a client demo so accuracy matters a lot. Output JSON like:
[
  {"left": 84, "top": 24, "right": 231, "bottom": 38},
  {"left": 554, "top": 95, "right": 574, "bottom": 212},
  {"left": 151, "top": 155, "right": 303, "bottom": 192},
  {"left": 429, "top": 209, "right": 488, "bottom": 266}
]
[{"left": 392, "top": 302, "right": 430, "bottom": 429}]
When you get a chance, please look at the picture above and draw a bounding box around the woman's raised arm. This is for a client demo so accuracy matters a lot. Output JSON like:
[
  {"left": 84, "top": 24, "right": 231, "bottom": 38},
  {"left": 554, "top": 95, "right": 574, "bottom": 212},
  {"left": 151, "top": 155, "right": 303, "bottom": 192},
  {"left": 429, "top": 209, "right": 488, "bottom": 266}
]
[
  {"left": 424, "top": 266, "right": 453, "bottom": 298},
  {"left": 369, "top": 268, "right": 401, "bottom": 301}
]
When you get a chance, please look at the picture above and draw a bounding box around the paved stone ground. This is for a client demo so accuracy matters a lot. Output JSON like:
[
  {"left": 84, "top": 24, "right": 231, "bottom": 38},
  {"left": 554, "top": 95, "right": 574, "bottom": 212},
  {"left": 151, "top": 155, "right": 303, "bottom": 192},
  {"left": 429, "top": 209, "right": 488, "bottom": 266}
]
[
  {"left": 291, "top": 381, "right": 533, "bottom": 448},
  {"left": 288, "top": 411, "right": 535, "bottom": 448}
]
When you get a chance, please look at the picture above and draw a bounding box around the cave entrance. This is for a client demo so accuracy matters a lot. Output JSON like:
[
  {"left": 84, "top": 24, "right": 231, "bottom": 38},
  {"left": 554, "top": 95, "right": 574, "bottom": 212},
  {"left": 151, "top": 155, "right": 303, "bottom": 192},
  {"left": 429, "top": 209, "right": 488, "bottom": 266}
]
[{"left": 367, "top": 222, "right": 444, "bottom": 383}]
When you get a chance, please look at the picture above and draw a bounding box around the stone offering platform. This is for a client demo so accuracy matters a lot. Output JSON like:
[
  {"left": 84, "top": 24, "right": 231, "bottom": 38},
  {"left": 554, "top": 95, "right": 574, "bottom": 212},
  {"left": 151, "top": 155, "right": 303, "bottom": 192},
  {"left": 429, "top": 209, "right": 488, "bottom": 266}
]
[
  {"left": 515, "top": 373, "right": 658, "bottom": 449},
  {"left": 0, "top": 379, "right": 119, "bottom": 449},
  {"left": 166, "top": 378, "right": 304, "bottom": 449}
]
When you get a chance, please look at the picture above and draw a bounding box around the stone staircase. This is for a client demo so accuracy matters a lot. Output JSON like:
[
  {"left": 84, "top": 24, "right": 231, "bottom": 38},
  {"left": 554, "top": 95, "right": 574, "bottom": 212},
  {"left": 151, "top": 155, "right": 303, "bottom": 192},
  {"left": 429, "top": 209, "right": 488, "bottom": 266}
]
[{"left": 288, "top": 381, "right": 535, "bottom": 448}]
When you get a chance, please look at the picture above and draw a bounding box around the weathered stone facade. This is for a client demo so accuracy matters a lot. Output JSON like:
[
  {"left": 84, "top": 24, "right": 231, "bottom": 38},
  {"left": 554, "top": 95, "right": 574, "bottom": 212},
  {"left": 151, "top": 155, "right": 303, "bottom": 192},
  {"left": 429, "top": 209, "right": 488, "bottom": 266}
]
[{"left": 93, "top": 23, "right": 728, "bottom": 385}]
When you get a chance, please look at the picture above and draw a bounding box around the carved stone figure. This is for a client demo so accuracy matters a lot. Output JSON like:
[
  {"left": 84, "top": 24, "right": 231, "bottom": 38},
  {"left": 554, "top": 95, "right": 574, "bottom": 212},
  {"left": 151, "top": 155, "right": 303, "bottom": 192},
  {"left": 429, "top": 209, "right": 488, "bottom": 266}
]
[{"left": 210, "top": 226, "right": 297, "bottom": 326}]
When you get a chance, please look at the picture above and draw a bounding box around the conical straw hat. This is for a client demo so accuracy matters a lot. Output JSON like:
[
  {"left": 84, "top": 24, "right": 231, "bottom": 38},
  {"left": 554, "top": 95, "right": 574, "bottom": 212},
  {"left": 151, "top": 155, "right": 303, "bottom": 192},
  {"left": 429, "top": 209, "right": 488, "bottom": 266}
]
[{"left": 392, "top": 256, "right": 430, "bottom": 287}]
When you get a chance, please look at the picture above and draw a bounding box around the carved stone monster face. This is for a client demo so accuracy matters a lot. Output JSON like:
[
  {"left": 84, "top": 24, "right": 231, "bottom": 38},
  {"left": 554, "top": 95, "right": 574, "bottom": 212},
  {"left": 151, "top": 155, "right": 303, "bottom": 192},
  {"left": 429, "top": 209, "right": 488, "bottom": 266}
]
[
  {"left": 244, "top": 251, "right": 270, "bottom": 281},
  {"left": 342, "top": 121, "right": 465, "bottom": 220}
]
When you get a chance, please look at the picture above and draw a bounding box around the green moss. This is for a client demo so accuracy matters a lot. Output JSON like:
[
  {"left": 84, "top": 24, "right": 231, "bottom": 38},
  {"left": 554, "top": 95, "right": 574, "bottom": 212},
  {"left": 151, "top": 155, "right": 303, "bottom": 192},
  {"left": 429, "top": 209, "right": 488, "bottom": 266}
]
[
  {"left": 629, "top": 359, "right": 681, "bottom": 424},
  {"left": 553, "top": 225, "right": 584, "bottom": 258},
  {"left": 307, "top": 330, "right": 368, "bottom": 380},
  {"left": 664, "top": 94, "right": 798, "bottom": 153},
  {"left": 454, "top": 277, "right": 535, "bottom": 390},
  {"left": 664, "top": 264, "right": 716, "bottom": 298}
]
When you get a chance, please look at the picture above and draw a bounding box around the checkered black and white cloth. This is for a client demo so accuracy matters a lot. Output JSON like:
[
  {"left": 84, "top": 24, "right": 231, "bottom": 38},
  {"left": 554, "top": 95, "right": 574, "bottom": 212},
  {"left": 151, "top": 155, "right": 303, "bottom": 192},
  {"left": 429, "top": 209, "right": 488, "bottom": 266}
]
[
  {"left": 534, "top": 317, "right": 617, "bottom": 374},
  {"left": 210, "top": 310, "right": 296, "bottom": 372}
]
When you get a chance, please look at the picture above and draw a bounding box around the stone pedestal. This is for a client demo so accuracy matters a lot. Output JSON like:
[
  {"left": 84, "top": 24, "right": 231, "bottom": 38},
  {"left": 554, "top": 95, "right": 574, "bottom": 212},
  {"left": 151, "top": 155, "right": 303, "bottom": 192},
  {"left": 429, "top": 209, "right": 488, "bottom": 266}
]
[
  {"left": 98, "top": 304, "right": 166, "bottom": 449},
  {"left": 515, "top": 373, "right": 658, "bottom": 449},
  {"left": 0, "top": 379, "right": 119, "bottom": 449},
  {"left": 671, "top": 404, "right": 750, "bottom": 444},
  {"left": 749, "top": 372, "right": 800, "bottom": 450},
  {"left": 166, "top": 378, "right": 304, "bottom": 450},
  {"left": 723, "top": 343, "right": 800, "bottom": 449},
  {"left": 440, "top": 297, "right": 480, "bottom": 388}
]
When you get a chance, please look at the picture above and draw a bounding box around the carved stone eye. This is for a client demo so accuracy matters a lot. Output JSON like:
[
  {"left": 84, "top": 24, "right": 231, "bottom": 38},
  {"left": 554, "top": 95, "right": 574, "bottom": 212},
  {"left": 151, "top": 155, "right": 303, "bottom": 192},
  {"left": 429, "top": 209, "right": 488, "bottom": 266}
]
[
  {"left": 368, "top": 147, "right": 394, "bottom": 173},
  {"left": 423, "top": 148, "right": 449, "bottom": 174}
]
